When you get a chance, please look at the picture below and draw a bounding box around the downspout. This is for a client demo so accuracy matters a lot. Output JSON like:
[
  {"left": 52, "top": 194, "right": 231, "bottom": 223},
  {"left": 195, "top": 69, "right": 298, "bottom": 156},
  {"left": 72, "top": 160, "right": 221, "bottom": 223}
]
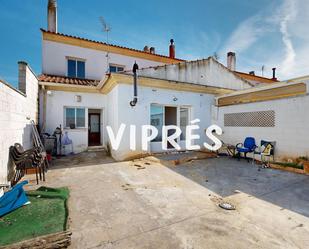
[
  {"left": 42, "top": 85, "right": 47, "bottom": 133},
  {"left": 130, "top": 62, "right": 139, "bottom": 107}
]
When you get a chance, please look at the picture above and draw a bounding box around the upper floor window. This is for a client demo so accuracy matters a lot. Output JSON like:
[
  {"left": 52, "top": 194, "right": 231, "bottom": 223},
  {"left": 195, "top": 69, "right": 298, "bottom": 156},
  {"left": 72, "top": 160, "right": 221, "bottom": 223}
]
[
  {"left": 67, "top": 58, "right": 85, "bottom": 78},
  {"left": 109, "top": 64, "right": 124, "bottom": 73}
]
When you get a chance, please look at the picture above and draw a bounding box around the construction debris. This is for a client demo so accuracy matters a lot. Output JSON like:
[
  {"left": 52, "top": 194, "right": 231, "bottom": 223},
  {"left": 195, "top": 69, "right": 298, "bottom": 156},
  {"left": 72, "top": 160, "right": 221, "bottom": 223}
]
[{"left": 147, "top": 151, "right": 217, "bottom": 166}]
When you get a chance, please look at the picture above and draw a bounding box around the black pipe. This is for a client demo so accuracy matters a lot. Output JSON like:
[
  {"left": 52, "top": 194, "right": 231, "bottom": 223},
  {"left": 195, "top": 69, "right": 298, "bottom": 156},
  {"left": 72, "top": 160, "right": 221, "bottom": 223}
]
[
  {"left": 130, "top": 62, "right": 139, "bottom": 107},
  {"left": 272, "top": 67, "right": 277, "bottom": 80}
]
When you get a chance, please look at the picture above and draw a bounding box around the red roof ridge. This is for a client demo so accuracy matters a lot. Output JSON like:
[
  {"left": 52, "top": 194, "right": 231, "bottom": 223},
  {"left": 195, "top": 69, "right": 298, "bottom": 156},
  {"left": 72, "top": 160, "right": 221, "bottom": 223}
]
[
  {"left": 39, "top": 73, "right": 100, "bottom": 86},
  {"left": 40, "top": 29, "right": 184, "bottom": 62},
  {"left": 235, "top": 71, "right": 278, "bottom": 82}
]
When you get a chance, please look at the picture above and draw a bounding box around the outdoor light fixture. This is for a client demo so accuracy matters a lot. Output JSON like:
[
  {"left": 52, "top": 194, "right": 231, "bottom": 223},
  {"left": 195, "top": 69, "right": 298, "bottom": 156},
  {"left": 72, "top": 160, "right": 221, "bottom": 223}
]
[
  {"left": 75, "top": 95, "right": 82, "bottom": 102},
  {"left": 47, "top": 90, "right": 53, "bottom": 96},
  {"left": 173, "top": 97, "right": 178, "bottom": 101}
]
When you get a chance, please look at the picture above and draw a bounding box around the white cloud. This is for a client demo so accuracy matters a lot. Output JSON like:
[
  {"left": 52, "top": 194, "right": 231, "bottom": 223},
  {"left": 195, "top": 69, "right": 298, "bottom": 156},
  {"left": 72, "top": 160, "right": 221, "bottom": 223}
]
[
  {"left": 220, "top": 0, "right": 309, "bottom": 80},
  {"left": 219, "top": 15, "right": 267, "bottom": 56},
  {"left": 279, "top": 0, "right": 297, "bottom": 77}
]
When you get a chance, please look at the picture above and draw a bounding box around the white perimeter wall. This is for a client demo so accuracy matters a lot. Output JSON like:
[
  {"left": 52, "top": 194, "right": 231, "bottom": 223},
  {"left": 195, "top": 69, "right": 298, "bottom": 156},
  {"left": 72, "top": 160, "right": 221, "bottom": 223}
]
[
  {"left": 0, "top": 64, "right": 38, "bottom": 183},
  {"left": 44, "top": 90, "right": 107, "bottom": 153},
  {"left": 213, "top": 82, "right": 309, "bottom": 159},
  {"left": 42, "top": 40, "right": 164, "bottom": 80},
  {"left": 109, "top": 84, "right": 215, "bottom": 160}
]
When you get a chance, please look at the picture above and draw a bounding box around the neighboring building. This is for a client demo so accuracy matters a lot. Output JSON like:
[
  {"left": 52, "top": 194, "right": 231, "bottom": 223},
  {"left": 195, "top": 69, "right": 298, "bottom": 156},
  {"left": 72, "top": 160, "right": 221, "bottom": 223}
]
[
  {"left": 225, "top": 51, "right": 279, "bottom": 86},
  {"left": 234, "top": 71, "right": 278, "bottom": 86},
  {"left": 135, "top": 57, "right": 252, "bottom": 90}
]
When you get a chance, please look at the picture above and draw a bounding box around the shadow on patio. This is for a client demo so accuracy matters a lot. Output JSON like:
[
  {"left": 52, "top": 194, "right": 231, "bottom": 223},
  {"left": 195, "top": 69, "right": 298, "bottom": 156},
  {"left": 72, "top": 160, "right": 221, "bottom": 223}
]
[
  {"left": 49, "top": 151, "right": 115, "bottom": 170},
  {"left": 165, "top": 156, "right": 309, "bottom": 218}
]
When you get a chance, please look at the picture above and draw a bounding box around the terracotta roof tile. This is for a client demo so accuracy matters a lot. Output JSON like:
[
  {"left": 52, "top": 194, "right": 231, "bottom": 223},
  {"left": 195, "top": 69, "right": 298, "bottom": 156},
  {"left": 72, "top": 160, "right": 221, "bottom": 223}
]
[
  {"left": 235, "top": 71, "right": 278, "bottom": 84},
  {"left": 39, "top": 74, "right": 100, "bottom": 86},
  {"left": 40, "top": 29, "right": 184, "bottom": 62}
]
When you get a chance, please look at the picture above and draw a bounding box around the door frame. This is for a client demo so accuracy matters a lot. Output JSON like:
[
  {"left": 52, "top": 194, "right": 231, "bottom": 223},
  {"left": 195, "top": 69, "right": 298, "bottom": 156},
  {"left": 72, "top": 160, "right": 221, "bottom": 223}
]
[
  {"left": 88, "top": 113, "right": 101, "bottom": 146},
  {"left": 150, "top": 104, "right": 191, "bottom": 152}
]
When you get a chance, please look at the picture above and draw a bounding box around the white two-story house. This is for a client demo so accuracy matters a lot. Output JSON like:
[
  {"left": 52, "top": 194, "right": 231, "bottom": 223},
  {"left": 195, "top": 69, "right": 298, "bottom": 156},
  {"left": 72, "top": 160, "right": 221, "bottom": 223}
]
[{"left": 39, "top": 0, "right": 253, "bottom": 160}]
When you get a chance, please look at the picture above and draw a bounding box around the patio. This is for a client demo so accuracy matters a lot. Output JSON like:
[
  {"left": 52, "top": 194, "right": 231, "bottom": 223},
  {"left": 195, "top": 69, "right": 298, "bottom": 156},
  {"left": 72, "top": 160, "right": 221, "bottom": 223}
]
[{"left": 25, "top": 152, "right": 309, "bottom": 249}]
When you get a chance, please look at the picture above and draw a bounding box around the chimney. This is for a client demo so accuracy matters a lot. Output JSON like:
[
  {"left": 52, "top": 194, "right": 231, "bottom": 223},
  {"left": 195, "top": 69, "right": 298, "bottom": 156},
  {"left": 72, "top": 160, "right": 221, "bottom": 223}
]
[
  {"left": 227, "top": 52, "right": 236, "bottom": 71},
  {"left": 169, "top": 39, "right": 175, "bottom": 59},
  {"left": 48, "top": 0, "right": 57, "bottom": 32},
  {"left": 143, "top": 46, "right": 150, "bottom": 53},
  {"left": 18, "top": 61, "right": 28, "bottom": 94},
  {"left": 149, "top": 47, "right": 155, "bottom": 54},
  {"left": 249, "top": 71, "right": 255, "bottom": 75},
  {"left": 272, "top": 68, "right": 277, "bottom": 80}
]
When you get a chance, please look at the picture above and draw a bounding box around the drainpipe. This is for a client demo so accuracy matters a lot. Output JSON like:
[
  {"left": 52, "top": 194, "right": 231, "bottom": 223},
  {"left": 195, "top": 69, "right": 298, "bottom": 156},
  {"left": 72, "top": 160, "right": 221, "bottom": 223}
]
[
  {"left": 42, "top": 85, "right": 47, "bottom": 133},
  {"left": 130, "top": 62, "right": 139, "bottom": 107}
]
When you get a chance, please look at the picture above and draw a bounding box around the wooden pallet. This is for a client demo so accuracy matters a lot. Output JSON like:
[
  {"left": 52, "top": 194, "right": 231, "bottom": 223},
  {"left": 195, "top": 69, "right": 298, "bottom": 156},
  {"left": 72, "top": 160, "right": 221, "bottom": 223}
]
[{"left": 1, "top": 230, "right": 72, "bottom": 249}]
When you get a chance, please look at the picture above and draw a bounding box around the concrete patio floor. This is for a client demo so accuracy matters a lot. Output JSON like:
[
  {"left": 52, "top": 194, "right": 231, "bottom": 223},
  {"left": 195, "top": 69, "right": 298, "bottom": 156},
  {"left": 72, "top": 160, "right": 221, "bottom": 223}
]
[{"left": 25, "top": 152, "right": 309, "bottom": 249}]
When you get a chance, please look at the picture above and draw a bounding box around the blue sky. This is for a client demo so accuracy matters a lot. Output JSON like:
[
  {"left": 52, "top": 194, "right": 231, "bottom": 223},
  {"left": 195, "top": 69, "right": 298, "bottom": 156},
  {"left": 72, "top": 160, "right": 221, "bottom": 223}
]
[{"left": 1, "top": 0, "right": 308, "bottom": 87}]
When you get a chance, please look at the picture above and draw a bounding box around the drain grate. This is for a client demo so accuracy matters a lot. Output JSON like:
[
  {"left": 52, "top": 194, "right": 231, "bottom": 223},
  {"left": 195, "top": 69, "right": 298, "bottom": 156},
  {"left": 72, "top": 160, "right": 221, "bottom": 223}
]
[{"left": 219, "top": 202, "right": 236, "bottom": 210}]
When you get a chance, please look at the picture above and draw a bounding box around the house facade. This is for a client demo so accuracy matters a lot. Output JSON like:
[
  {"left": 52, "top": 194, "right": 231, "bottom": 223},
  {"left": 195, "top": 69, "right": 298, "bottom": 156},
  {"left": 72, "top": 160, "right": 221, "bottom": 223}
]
[{"left": 38, "top": 1, "right": 256, "bottom": 160}]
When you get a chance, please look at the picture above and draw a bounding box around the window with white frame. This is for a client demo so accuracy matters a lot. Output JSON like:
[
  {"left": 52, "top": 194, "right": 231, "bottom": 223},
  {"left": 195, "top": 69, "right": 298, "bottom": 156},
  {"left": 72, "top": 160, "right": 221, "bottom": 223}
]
[
  {"left": 65, "top": 107, "right": 86, "bottom": 128},
  {"left": 67, "top": 58, "right": 85, "bottom": 78},
  {"left": 109, "top": 64, "right": 124, "bottom": 73}
]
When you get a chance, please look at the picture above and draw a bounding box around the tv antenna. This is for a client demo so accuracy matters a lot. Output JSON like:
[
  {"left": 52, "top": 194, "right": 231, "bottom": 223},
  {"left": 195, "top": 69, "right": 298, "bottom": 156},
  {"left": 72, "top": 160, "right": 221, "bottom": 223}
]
[{"left": 99, "top": 16, "right": 112, "bottom": 73}]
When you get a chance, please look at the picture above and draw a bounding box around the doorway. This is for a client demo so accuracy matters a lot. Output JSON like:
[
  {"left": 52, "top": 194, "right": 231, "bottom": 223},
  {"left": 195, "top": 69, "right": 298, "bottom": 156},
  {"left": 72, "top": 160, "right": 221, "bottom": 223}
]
[
  {"left": 88, "top": 109, "right": 101, "bottom": 146},
  {"left": 164, "top": 106, "right": 177, "bottom": 148}
]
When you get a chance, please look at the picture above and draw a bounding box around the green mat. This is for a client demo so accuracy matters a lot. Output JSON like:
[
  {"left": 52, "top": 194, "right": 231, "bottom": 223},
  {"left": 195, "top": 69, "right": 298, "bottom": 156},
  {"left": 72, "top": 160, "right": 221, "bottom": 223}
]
[{"left": 0, "top": 186, "right": 69, "bottom": 246}]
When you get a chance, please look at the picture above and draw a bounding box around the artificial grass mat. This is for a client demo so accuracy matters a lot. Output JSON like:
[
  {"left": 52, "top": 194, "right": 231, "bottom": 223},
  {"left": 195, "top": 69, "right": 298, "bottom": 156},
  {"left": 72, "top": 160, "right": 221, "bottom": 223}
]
[{"left": 0, "top": 186, "right": 69, "bottom": 246}]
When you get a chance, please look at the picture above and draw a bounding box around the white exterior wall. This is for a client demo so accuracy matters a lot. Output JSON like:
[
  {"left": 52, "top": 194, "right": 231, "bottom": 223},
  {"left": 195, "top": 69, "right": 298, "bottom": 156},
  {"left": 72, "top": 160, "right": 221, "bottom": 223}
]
[
  {"left": 213, "top": 89, "right": 309, "bottom": 159},
  {"left": 42, "top": 40, "right": 164, "bottom": 80},
  {"left": 108, "top": 84, "right": 215, "bottom": 160},
  {"left": 0, "top": 65, "right": 38, "bottom": 183},
  {"left": 137, "top": 58, "right": 251, "bottom": 90},
  {"left": 44, "top": 90, "right": 107, "bottom": 153}
]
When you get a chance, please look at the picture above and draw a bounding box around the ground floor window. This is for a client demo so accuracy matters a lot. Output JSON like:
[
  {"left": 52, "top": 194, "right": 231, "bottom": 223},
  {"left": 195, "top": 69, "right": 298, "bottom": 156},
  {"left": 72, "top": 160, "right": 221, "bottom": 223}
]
[{"left": 65, "top": 107, "right": 86, "bottom": 128}]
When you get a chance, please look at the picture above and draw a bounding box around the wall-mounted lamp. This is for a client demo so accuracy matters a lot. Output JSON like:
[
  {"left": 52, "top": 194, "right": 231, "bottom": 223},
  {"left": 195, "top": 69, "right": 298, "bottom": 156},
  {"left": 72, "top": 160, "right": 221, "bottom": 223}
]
[
  {"left": 173, "top": 97, "right": 178, "bottom": 101},
  {"left": 47, "top": 90, "right": 53, "bottom": 96},
  {"left": 75, "top": 95, "right": 82, "bottom": 102}
]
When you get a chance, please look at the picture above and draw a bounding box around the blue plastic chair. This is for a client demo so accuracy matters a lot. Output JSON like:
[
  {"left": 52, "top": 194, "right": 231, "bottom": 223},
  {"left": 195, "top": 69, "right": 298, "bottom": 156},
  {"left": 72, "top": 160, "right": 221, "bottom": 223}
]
[{"left": 236, "top": 137, "right": 257, "bottom": 162}]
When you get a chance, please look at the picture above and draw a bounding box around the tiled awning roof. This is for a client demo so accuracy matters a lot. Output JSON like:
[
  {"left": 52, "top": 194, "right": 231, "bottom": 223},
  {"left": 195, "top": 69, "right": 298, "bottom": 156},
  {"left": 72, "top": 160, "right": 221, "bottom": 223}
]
[{"left": 39, "top": 74, "right": 100, "bottom": 86}]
